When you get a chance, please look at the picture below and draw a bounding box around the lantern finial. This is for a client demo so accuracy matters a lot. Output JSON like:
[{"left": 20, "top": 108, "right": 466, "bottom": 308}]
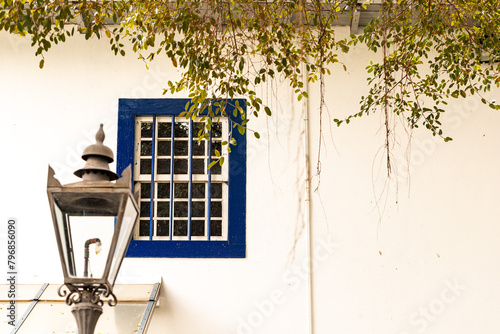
[{"left": 96, "top": 124, "right": 105, "bottom": 144}]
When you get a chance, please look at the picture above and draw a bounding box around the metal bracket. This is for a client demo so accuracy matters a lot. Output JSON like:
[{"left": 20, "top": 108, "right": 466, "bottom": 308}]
[
  {"left": 137, "top": 282, "right": 161, "bottom": 334},
  {"left": 350, "top": 4, "right": 362, "bottom": 35},
  {"left": 10, "top": 283, "right": 49, "bottom": 334}
]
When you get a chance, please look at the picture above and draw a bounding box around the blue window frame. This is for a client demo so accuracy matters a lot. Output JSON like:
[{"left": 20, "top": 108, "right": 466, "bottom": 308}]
[{"left": 117, "top": 98, "right": 246, "bottom": 258}]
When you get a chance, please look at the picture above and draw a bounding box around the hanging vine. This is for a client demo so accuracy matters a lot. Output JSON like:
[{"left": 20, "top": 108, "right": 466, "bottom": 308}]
[{"left": 2, "top": 0, "right": 500, "bottom": 174}]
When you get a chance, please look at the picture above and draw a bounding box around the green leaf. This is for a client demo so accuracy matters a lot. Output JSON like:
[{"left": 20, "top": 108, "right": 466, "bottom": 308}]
[
  {"left": 208, "top": 161, "right": 218, "bottom": 169},
  {"left": 254, "top": 132, "right": 260, "bottom": 139},
  {"left": 238, "top": 125, "right": 245, "bottom": 135},
  {"left": 39, "top": 59, "right": 44, "bottom": 69}
]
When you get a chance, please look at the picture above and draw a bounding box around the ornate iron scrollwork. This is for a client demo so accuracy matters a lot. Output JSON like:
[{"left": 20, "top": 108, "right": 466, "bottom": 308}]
[{"left": 58, "top": 283, "right": 117, "bottom": 307}]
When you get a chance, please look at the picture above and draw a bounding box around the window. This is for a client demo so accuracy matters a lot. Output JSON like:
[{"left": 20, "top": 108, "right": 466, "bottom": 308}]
[{"left": 117, "top": 99, "right": 246, "bottom": 258}]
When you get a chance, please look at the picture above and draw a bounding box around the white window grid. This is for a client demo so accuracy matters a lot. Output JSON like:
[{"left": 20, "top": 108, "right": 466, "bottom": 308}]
[{"left": 133, "top": 116, "right": 229, "bottom": 241}]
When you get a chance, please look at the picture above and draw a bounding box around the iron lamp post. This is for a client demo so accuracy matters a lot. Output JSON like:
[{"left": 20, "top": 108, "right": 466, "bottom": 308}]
[{"left": 46, "top": 124, "right": 139, "bottom": 334}]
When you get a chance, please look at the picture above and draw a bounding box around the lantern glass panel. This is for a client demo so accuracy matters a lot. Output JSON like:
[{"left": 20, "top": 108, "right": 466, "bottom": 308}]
[
  {"left": 53, "top": 202, "right": 75, "bottom": 277},
  {"left": 108, "top": 195, "right": 138, "bottom": 285},
  {"left": 50, "top": 191, "right": 136, "bottom": 282},
  {"left": 66, "top": 216, "right": 114, "bottom": 279}
]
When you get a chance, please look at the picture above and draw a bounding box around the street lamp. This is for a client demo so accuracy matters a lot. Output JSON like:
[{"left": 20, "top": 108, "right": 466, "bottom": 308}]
[{"left": 46, "top": 124, "right": 139, "bottom": 334}]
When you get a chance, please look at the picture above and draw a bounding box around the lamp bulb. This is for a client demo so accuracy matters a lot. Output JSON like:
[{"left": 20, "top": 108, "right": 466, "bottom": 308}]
[{"left": 95, "top": 241, "right": 102, "bottom": 255}]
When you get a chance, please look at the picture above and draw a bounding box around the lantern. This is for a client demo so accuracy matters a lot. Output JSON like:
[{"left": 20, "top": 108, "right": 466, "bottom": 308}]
[{"left": 46, "top": 124, "right": 139, "bottom": 334}]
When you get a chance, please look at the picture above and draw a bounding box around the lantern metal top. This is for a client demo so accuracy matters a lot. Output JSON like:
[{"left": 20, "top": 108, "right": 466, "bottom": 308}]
[
  {"left": 47, "top": 164, "right": 136, "bottom": 217},
  {"left": 74, "top": 124, "right": 119, "bottom": 181}
]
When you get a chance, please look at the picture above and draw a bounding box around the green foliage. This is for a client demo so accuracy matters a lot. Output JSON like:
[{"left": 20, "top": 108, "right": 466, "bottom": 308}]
[
  {"left": 337, "top": 0, "right": 500, "bottom": 140},
  {"left": 0, "top": 0, "right": 352, "bottom": 128},
  {"left": 1, "top": 0, "right": 500, "bottom": 143}
]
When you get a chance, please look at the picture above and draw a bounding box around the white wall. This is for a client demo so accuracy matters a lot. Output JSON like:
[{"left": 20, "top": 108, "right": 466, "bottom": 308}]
[{"left": 1, "top": 25, "right": 500, "bottom": 334}]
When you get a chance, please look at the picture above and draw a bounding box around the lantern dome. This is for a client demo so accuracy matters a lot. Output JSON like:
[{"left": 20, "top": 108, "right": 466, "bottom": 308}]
[{"left": 74, "top": 124, "right": 119, "bottom": 181}]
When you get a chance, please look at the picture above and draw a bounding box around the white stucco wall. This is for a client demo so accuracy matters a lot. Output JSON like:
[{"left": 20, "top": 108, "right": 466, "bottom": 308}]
[{"left": 1, "top": 25, "right": 500, "bottom": 334}]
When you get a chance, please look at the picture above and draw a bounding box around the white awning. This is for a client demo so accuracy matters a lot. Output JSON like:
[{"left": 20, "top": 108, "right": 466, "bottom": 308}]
[{"left": 0, "top": 283, "right": 160, "bottom": 334}]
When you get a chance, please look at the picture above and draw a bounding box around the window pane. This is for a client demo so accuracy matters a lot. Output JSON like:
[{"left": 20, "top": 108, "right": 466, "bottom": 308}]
[
  {"left": 211, "top": 183, "right": 222, "bottom": 199},
  {"left": 141, "top": 122, "right": 153, "bottom": 138},
  {"left": 210, "top": 220, "right": 222, "bottom": 237},
  {"left": 157, "top": 141, "right": 171, "bottom": 156},
  {"left": 174, "top": 184, "right": 205, "bottom": 199},
  {"left": 174, "top": 220, "right": 188, "bottom": 236},
  {"left": 174, "top": 159, "right": 188, "bottom": 174},
  {"left": 193, "top": 122, "right": 205, "bottom": 137},
  {"left": 156, "top": 220, "right": 169, "bottom": 236},
  {"left": 158, "top": 122, "right": 171, "bottom": 138},
  {"left": 174, "top": 183, "right": 188, "bottom": 199},
  {"left": 192, "top": 202, "right": 205, "bottom": 217},
  {"left": 174, "top": 141, "right": 188, "bottom": 156},
  {"left": 174, "top": 123, "right": 189, "bottom": 138},
  {"left": 211, "top": 141, "right": 221, "bottom": 155},
  {"left": 210, "top": 163, "right": 221, "bottom": 175},
  {"left": 174, "top": 201, "right": 188, "bottom": 217},
  {"left": 211, "top": 201, "right": 222, "bottom": 217},
  {"left": 192, "top": 159, "right": 205, "bottom": 174},
  {"left": 141, "top": 141, "right": 152, "bottom": 156},
  {"left": 140, "top": 159, "right": 152, "bottom": 175},
  {"left": 140, "top": 201, "right": 150, "bottom": 218},
  {"left": 157, "top": 201, "right": 170, "bottom": 217},
  {"left": 192, "top": 140, "right": 205, "bottom": 155},
  {"left": 140, "top": 182, "right": 151, "bottom": 199},
  {"left": 192, "top": 220, "right": 205, "bottom": 236},
  {"left": 157, "top": 159, "right": 171, "bottom": 174},
  {"left": 212, "top": 123, "right": 222, "bottom": 138},
  {"left": 139, "top": 220, "right": 150, "bottom": 236},
  {"left": 157, "top": 183, "right": 170, "bottom": 199},
  {"left": 192, "top": 183, "right": 205, "bottom": 198}
]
